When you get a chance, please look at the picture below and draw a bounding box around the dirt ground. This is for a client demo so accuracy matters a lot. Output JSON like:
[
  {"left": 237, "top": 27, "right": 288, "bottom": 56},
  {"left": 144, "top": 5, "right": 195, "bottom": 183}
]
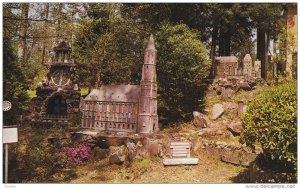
[{"left": 69, "top": 154, "right": 248, "bottom": 184}]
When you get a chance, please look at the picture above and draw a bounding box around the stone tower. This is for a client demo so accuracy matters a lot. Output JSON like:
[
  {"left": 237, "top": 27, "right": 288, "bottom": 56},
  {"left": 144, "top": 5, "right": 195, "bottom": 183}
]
[
  {"left": 31, "top": 41, "right": 81, "bottom": 124},
  {"left": 243, "top": 54, "right": 252, "bottom": 77},
  {"left": 138, "top": 35, "right": 158, "bottom": 134}
]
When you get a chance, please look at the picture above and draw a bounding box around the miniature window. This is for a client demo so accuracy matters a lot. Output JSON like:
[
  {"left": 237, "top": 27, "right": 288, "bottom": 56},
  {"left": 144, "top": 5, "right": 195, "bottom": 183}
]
[
  {"left": 103, "top": 103, "right": 106, "bottom": 112},
  {"left": 118, "top": 104, "right": 121, "bottom": 112},
  {"left": 110, "top": 104, "right": 113, "bottom": 112},
  {"left": 114, "top": 104, "right": 118, "bottom": 112},
  {"left": 143, "top": 102, "right": 146, "bottom": 112}
]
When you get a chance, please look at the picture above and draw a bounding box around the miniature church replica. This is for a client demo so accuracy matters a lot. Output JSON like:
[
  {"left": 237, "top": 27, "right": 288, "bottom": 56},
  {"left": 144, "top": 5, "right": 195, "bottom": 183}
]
[
  {"left": 214, "top": 54, "right": 261, "bottom": 79},
  {"left": 81, "top": 35, "right": 159, "bottom": 134},
  {"left": 30, "top": 41, "right": 81, "bottom": 123}
]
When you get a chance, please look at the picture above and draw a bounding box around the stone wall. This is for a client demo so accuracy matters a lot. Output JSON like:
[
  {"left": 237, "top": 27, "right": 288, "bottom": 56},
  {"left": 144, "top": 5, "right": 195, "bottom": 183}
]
[{"left": 192, "top": 138, "right": 259, "bottom": 167}]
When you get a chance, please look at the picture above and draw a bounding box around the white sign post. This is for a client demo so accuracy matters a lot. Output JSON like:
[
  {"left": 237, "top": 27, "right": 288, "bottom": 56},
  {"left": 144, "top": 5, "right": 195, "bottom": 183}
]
[{"left": 3, "top": 101, "right": 18, "bottom": 183}]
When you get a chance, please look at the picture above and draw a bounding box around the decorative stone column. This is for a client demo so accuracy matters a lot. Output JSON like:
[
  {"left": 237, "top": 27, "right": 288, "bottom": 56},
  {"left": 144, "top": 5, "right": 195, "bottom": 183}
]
[
  {"left": 254, "top": 60, "right": 261, "bottom": 78},
  {"left": 243, "top": 54, "right": 252, "bottom": 78}
]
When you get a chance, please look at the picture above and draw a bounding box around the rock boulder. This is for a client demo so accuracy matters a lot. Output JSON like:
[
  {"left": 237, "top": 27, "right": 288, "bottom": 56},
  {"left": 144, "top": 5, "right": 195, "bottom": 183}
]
[
  {"left": 211, "top": 104, "right": 225, "bottom": 120},
  {"left": 227, "top": 122, "right": 243, "bottom": 136},
  {"left": 109, "top": 145, "right": 127, "bottom": 165},
  {"left": 193, "top": 111, "right": 208, "bottom": 128},
  {"left": 238, "top": 82, "right": 251, "bottom": 91}
]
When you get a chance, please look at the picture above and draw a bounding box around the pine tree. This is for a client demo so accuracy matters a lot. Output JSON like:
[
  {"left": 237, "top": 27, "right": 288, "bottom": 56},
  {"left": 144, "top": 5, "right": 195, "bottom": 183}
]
[{"left": 3, "top": 39, "right": 29, "bottom": 125}]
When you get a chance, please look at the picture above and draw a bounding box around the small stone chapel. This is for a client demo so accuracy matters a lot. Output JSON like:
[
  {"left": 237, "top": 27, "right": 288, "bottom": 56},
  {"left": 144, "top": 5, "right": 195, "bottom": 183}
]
[
  {"left": 81, "top": 35, "right": 159, "bottom": 134},
  {"left": 214, "top": 54, "right": 261, "bottom": 79},
  {"left": 31, "top": 41, "right": 81, "bottom": 123}
]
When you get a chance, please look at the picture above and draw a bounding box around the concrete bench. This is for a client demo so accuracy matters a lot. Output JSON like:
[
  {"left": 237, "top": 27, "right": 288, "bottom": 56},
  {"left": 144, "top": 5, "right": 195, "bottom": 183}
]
[
  {"left": 170, "top": 141, "right": 191, "bottom": 158},
  {"left": 163, "top": 141, "right": 199, "bottom": 165}
]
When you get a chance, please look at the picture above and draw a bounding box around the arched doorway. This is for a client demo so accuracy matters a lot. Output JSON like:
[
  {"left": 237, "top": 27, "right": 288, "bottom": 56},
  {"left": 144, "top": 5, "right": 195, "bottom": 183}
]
[{"left": 47, "top": 95, "right": 67, "bottom": 115}]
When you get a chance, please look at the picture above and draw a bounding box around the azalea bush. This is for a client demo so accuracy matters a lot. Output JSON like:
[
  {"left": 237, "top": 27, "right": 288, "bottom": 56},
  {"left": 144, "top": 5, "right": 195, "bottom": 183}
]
[
  {"left": 64, "top": 144, "right": 91, "bottom": 165},
  {"left": 241, "top": 82, "right": 297, "bottom": 172}
]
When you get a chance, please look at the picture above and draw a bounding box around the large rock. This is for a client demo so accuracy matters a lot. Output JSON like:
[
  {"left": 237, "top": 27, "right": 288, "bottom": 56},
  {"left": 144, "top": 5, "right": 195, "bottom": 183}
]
[
  {"left": 238, "top": 81, "right": 251, "bottom": 91},
  {"left": 149, "top": 140, "right": 162, "bottom": 157},
  {"left": 220, "top": 148, "right": 257, "bottom": 166},
  {"left": 221, "top": 88, "right": 235, "bottom": 99},
  {"left": 211, "top": 104, "right": 225, "bottom": 120},
  {"left": 192, "top": 111, "right": 208, "bottom": 128},
  {"left": 225, "top": 102, "right": 238, "bottom": 110},
  {"left": 138, "top": 138, "right": 162, "bottom": 157},
  {"left": 126, "top": 142, "right": 137, "bottom": 160},
  {"left": 109, "top": 152, "right": 125, "bottom": 165},
  {"left": 227, "top": 122, "right": 243, "bottom": 136},
  {"left": 109, "top": 146, "right": 127, "bottom": 165}
]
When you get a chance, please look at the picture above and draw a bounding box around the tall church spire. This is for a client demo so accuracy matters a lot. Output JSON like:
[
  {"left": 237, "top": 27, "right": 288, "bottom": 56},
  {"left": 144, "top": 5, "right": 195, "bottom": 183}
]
[
  {"left": 138, "top": 35, "right": 159, "bottom": 134},
  {"left": 146, "top": 34, "right": 155, "bottom": 50}
]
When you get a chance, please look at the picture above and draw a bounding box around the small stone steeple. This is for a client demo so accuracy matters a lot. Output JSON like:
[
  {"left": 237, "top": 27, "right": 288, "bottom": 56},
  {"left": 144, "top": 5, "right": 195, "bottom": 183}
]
[
  {"left": 138, "top": 35, "right": 158, "bottom": 134},
  {"left": 141, "top": 34, "right": 157, "bottom": 81},
  {"left": 146, "top": 34, "right": 155, "bottom": 50},
  {"left": 243, "top": 54, "right": 252, "bottom": 77},
  {"left": 53, "top": 41, "right": 72, "bottom": 63}
]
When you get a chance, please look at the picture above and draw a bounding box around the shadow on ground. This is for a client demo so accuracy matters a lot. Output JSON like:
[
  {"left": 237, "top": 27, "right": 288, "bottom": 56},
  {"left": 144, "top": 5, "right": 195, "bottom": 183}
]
[{"left": 229, "top": 167, "right": 250, "bottom": 183}]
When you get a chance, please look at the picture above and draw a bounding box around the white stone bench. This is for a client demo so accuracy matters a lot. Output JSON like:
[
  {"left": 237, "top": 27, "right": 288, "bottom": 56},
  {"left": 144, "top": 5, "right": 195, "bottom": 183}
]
[
  {"left": 163, "top": 141, "right": 199, "bottom": 165},
  {"left": 170, "top": 141, "right": 191, "bottom": 158}
]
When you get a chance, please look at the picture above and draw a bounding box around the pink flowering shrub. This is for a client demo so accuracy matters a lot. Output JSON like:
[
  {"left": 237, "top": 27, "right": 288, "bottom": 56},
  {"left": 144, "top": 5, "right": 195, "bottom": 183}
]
[{"left": 64, "top": 144, "right": 91, "bottom": 165}]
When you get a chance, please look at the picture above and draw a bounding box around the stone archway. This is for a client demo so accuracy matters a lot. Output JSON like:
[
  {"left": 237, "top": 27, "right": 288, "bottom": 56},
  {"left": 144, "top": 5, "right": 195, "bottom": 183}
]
[{"left": 46, "top": 94, "right": 67, "bottom": 115}]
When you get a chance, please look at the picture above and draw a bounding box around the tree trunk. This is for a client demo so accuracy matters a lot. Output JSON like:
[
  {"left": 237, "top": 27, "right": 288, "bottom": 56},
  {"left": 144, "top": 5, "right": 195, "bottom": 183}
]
[
  {"left": 219, "top": 25, "right": 231, "bottom": 56},
  {"left": 210, "top": 26, "right": 218, "bottom": 77},
  {"left": 55, "top": 3, "right": 64, "bottom": 43},
  {"left": 219, "top": 28, "right": 225, "bottom": 56},
  {"left": 41, "top": 3, "right": 50, "bottom": 65},
  {"left": 26, "top": 39, "right": 36, "bottom": 64},
  {"left": 224, "top": 26, "right": 231, "bottom": 56},
  {"left": 18, "top": 3, "right": 29, "bottom": 66},
  {"left": 257, "top": 27, "right": 268, "bottom": 80}
]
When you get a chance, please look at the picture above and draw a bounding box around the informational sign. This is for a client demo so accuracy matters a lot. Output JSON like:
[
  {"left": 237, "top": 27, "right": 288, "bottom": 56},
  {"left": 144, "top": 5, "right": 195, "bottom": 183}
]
[
  {"left": 3, "top": 127, "right": 18, "bottom": 143},
  {"left": 3, "top": 100, "right": 16, "bottom": 183}
]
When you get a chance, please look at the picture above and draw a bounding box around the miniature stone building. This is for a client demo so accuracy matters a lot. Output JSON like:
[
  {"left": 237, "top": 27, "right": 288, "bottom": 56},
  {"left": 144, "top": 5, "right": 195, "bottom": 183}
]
[
  {"left": 81, "top": 35, "right": 159, "bottom": 134},
  {"left": 214, "top": 56, "right": 238, "bottom": 78},
  {"left": 30, "top": 41, "right": 81, "bottom": 123},
  {"left": 253, "top": 60, "right": 261, "bottom": 78},
  {"left": 243, "top": 54, "right": 253, "bottom": 77},
  {"left": 214, "top": 54, "right": 261, "bottom": 79}
]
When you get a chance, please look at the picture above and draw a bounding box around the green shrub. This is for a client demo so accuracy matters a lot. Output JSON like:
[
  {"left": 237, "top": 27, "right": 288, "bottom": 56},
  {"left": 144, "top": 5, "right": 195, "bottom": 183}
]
[
  {"left": 139, "top": 158, "right": 151, "bottom": 170},
  {"left": 156, "top": 23, "right": 211, "bottom": 124},
  {"left": 241, "top": 82, "right": 297, "bottom": 172}
]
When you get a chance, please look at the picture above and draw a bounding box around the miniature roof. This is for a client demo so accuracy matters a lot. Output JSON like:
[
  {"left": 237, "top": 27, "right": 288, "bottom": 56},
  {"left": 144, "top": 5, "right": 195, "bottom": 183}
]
[
  {"left": 85, "top": 85, "right": 141, "bottom": 102},
  {"left": 215, "top": 56, "right": 238, "bottom": 63},
  {"left": 243, "top": 54, "right": 252, "bottom": 61},
  {"left": 146, "top": 34, "right": 156, "bottom": 50},
  {"left": 54, "top": 41, "right": 71, "bottom": 51}
]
